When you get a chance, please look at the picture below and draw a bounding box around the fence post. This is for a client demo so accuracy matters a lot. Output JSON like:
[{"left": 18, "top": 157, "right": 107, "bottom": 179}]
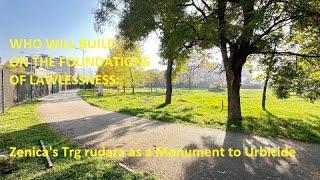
[
  {"left": 17, "top": 74, "right": 19, "bottom": 103},
  {"left": 30, "top": 76, "right": 33, "bottom": 101},
  {"left": 1, "top": 69, "right": 4, "bottom": 113},
  {"left": 31, "top": 84, "right": 33, "bottom": 101}
]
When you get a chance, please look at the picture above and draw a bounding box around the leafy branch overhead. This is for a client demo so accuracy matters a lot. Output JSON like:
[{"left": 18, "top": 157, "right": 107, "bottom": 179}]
[{"left": 94, "top": 0, "right": 320, "bottom": 120}]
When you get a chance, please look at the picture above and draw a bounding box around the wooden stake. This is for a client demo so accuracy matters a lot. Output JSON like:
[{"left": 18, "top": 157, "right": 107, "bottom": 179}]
[
  {"left": 39, "top": 140, "right": 53, "bottom": 168},
  {"left": 221, "top": 100, "right": 224, "bottom": 112},
  {"left": 118, "top": 163, "right": 134, "bottom": 172}
]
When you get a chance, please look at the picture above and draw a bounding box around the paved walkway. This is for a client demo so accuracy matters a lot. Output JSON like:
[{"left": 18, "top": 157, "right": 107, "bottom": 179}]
[{"left": 39, "top": 90, "right": 320, "bottom": 180}]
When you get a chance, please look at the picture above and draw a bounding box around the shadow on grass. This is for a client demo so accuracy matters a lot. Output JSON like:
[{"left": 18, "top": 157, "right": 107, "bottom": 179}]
[
  {"left": 79, "top": 89, "right": 320, "bottom": 142},
  {"left": 0, "top": 101, "right": 152, "bottom": 179},
  {"left": 243, "top": 111, "right": 320, "bottom": 142},
  {"left": 155, "top": 103, "right": 167, "bottom": 109},
  {"left": 118, "top": 107, "right": 151, "bottom": 116},
  {"left": 226, "top": 119, "right": 243, "bottom": 132},
  {"left": 80, "top": 89, "right": 165, "bottom": 97},
  {"left": 117, "top": 105, "right": 320, "bottom": 142},
  {"left": 118, "top": 107, "right": 176, "bottom": 123},
  {"left": 118, "top": 105, "right": 195, "bottom": 123},
  {"left": 32, "top": 158, "right": 147, "bottom": 180},
  {"left": 1, "top": 122, "right": 150, "bottom": 179}
]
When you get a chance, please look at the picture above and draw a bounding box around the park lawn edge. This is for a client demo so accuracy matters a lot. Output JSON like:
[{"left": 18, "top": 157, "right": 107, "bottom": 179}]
[
  {"left": 0, "top": 100, "right": 154, "bottom": 179},
  {"left": 78, "top": 89, "right": 320, "bottom": 143}
]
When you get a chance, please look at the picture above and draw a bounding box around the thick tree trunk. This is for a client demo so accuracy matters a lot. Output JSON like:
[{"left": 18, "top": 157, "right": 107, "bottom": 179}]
[
  {"left": 225, "top": 66, "right": 242, "bottom": 121},
  {"left": 165, "top": 59, "right": 174, "bottom": 104},
  {"left": 217, "top": 0, "right": 254, "bottom": 123},
  {"left": 132, "top": 86, "right": 135, "bottom": 94},
  {"left": 262, "top": 72, "right": 270, "bottom": 111},
  {"left": 150, "top": 83, "right": 153, "bottom": 92}
]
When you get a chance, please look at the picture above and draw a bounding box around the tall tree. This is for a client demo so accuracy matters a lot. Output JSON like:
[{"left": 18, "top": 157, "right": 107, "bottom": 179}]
[
  {"left": 246, "top": 54, "right": 277, "bottom": 110},
  {"left": 94, "top": 0, "right": 320, "bottom": 122},
  {"left": 97, "top": 37, "right": 147, "bottom": 94},
  {"left": 183, "top": 50, "right": 213, "bottom": 90},
  {"left": 144, "top": 70, "right": 162, "bottom": 92},
  {"left": 94, "top": 1, "right": 193, "bottom": 105}
]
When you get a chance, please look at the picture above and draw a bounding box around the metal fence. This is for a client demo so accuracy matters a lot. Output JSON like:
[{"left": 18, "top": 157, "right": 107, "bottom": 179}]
[{"left": 0, "top": 66, "right": 68, "bottom": 113}]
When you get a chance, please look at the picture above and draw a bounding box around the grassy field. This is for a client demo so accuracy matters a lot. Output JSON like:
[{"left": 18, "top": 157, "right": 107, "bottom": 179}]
[
  {"left": 0, "top": 101, "right": 153, "bottom": 179},
  {"left": 79, "top": 88, "right": 320, "bottom": 142}
]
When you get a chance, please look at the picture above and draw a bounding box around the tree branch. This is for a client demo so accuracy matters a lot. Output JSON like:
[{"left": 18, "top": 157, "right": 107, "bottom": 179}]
[
  {"left": 254, "top": 51, "right": 320, "bottom": 58},
  {"left": 217, "top": 0, "right": 228, "bottom": 60},
  {"left": 178, "top": 1, "right": 208, "bottom": 19},
  {"left": 251, "top": 17, "right": 292, "bottom": 46},
  {"left": 200, "top": 0, "right": 212, "bottom": 11},
  {"left": 191, "top": 0, "right": 207, "bottom": 19}
]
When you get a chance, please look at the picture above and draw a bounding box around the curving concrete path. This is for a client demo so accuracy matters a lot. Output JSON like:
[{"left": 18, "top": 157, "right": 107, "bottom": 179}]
[{"left": 39, "top": 90, "right": 320, "bottom": 180}]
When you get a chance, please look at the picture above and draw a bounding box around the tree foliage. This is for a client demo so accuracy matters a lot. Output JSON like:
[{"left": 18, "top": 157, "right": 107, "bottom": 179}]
[
  {"left": 94, "top": 0, "right": 320, "bottom": 120},
  {"left": 97, "top": 37, "right": 147, "bottom": 93}
]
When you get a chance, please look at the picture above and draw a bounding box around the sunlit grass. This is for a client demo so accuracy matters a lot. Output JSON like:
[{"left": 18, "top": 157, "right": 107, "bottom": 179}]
[{"left": 79, "top": 88, "right": 320, "bottom": 142}]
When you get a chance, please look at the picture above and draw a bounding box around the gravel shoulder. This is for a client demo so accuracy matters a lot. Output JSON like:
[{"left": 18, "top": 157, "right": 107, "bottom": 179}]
[{"left": 39, "top": 90, "right": 320, "bottom": 180}]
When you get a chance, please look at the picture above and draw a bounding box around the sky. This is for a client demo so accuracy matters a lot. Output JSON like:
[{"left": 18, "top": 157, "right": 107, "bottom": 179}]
[{"left": 0, "top": 0, "right": 166, "bottom": 74}]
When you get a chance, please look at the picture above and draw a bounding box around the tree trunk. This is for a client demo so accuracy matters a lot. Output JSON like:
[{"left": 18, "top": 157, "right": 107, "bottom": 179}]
[
  {"left": 165, "top": 59, "right": 174, "bottom": 104},
  {"left": 150, "top": 83, "right": 153, "bottom": 92},
  {"left": 262, "top": 72, "right": 270, "bottom": 111},
  {"left": 123, "top": 85, "right": 126, "bottom": 93},
  {"left": 225, "top": 66, "right": 242, "bottom": 121},
  {"left": 217, "top": 0, "right": 254, "bottom": 123},
  {"left": 129, "top": 68, "right": 135, "bottom": 94}
]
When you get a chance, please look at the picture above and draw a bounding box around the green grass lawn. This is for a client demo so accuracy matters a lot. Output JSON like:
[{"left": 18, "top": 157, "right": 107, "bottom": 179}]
[
  {"left": 0, "top": 101, "right": 153, "bottom": 179},
  {"left": 79, "top": 88, "right": 320, "bottom": 142}
]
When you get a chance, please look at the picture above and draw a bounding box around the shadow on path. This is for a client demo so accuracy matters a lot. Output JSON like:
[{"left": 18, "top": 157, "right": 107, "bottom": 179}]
[
  {"left": 39, "top": 90, "right": 320, "bottom": 179},
  {"left": 183, "top": 120, "right": 319, "bottom": 179}
]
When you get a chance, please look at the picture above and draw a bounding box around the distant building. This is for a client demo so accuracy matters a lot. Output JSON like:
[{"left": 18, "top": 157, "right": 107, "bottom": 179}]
[
  {"left": 49, "top": 56, "right": 75, "bottom": 75},
  {"left": 50, "top": 56, "right": 76, "bottom": 91},
  {"left": 23, "top": 55, "right": 75, "bottom": 91}
]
